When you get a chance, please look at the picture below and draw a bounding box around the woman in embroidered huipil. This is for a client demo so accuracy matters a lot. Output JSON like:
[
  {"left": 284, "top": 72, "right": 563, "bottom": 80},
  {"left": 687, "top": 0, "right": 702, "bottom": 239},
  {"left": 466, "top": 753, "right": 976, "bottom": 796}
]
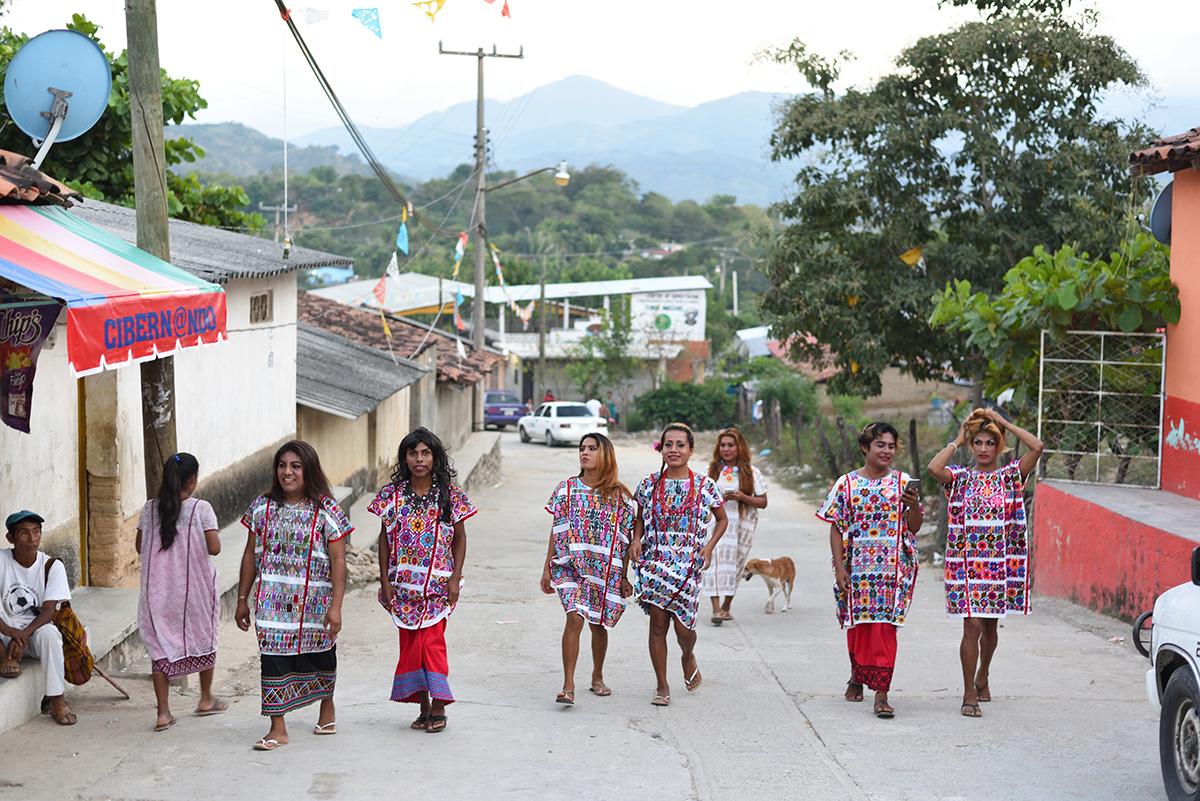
[
  {"left": 818, "top": 422, "right": 922, "bottom": 720},
  {"left": 633, "top": 423, "right": 728, "bottom": 707},
  {"left": 370, "top": 428, "right": 476, "bottom": 734},
  {"left": 928, "top": 407, "right": 1043, "bottom": 719},
  {"left": 235, "top": 440, "right": 352, "bottom": 751},
  {"left": 701, "top": 428, "right": 768, "bottom": 625},
  {"left": 540, "top": 433, "right": 636, "bottom": 705}
]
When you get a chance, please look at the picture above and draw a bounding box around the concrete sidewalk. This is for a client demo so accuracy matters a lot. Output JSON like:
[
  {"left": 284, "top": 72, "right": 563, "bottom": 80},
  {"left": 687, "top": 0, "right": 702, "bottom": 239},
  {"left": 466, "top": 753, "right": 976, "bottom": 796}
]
[{"left": 0, "top": 431, "right": 499, "bottom": 734}]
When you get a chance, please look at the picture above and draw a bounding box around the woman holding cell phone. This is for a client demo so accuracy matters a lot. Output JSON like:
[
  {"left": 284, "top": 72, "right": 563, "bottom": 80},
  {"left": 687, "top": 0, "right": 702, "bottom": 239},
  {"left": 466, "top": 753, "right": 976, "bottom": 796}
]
[{"left": 817, "top": 422, "right": 922, "bottom": 719}]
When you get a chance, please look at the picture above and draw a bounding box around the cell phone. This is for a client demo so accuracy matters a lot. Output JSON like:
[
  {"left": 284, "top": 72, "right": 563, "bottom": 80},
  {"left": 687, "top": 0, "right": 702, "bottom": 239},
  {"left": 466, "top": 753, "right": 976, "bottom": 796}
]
[{"left": 904, "top": 479, "right": 920, "bottom": 494}]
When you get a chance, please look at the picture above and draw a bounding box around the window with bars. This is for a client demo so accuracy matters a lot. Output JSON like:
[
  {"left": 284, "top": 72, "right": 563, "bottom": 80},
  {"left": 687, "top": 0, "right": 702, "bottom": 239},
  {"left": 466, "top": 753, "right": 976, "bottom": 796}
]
[{"left": 249, "top": 291, "right": 273, "bottom": 325}]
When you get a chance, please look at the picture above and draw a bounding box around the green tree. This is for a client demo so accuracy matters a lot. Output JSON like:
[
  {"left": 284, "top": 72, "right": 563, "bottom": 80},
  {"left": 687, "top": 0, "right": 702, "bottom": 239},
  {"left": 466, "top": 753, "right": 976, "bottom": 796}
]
[
  {"left": 0, "top": 14, "right": 262, "bottom": 231},
  {"left": 760, "top": 5, "right": 1151, "bottom": 396},
  {"left": 564, "top": 304, "right": 637, "bottom": 400}
]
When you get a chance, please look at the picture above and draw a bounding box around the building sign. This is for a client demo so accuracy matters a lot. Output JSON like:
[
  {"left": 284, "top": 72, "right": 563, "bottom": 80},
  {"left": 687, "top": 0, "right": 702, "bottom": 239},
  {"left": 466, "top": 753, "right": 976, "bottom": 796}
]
[
  {"left": 0, "top": 297, "right": 61, "bottom": 433},
  {"left": 65, "top": 292, "right": 227, "bottom": 375},
  {"left": 630, "top": 289, "right": 706, "bottom": 342}
]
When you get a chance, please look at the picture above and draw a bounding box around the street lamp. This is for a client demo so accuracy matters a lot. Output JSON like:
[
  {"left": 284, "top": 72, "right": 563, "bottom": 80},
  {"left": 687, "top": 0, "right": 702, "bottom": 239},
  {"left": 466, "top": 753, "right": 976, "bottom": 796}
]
[{"left": 471, "top": 161, "right": 570, "bottom": 350}]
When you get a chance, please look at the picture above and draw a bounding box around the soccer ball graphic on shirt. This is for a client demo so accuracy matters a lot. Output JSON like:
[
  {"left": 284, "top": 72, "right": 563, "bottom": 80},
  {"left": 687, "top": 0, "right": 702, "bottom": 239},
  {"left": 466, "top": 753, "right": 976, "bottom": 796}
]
[{"left": 4, "top": 583, "right": 37, "bottom": 618}]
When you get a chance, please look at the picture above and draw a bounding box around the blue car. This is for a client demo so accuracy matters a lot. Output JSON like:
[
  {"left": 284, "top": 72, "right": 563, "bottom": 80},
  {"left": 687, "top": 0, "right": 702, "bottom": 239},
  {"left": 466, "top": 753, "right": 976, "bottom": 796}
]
[{"left": 484, "top": 390, "right": 526, "bottom": 429}]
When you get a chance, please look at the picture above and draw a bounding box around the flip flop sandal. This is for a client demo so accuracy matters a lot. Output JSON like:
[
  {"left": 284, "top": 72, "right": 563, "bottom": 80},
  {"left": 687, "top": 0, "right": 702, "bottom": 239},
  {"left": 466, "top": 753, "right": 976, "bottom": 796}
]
[
  {"left": 426, "top": 715, "right": 447, "bottom": 733},
  {"left": 845, "top": 682, "right": 864, "bottom": 702},
  {"left": 0, "top": 661, "right": 21, "bottom": 679},
  {"left": 555, "top": 690, "right": 575, "bottom": 705},
  {"left": 873, "top": 702, "right": 895, "bottom": 719},
  {"left": 651, "top": 694, "right": 670, "bottom": 706},
  {"left": 194, "top": 698, "right": 228, "bottom": 717},
  {"left": 960, "top": 702, "right": 982, "bottom": 718},
  {"left": 589, "top": 682, "right": 612, "bottom": 697},
  {"left": 51, "top": 708, "right": 77, "bottom": 726},
  {"left": 313, "top": 722, "right": 337, "bottom": 735},
  {"left": 975, "top": 683, "right": 991, "bottom": 703},
  {"left": 685, "top": 669, "right": 702, "bottom": 692},
  {"left": 710, "top": 616, "right": 724, "bottom": 626},
  {"left": 410, "top": 714, "right": 431, "bottom": 731},
  {"left": 154, "top": 715, "right": 177, "bottom": 732},
  {"left": 252, "top": 738, "right": 284, "bottom": 751}
]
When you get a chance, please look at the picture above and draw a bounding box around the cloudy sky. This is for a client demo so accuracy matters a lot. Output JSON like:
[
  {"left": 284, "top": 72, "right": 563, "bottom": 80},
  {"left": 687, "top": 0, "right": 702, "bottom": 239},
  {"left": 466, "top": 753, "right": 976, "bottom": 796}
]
[{"left": 4, "top": 1, "right": 1195, "bottom": 139}]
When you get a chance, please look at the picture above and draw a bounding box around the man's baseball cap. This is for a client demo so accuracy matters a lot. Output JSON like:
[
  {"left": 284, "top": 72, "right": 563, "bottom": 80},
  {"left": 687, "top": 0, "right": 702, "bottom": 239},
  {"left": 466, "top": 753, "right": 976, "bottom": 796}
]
[{"left": 5, "top": 511, "right": 44, "bottom": 532}]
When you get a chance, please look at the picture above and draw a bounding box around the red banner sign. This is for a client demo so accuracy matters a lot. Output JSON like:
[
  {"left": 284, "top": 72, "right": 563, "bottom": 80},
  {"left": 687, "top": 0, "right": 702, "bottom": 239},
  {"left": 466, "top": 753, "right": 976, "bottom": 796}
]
[{"left": 65, "top": 291, "right": 227, "bottom": 375}]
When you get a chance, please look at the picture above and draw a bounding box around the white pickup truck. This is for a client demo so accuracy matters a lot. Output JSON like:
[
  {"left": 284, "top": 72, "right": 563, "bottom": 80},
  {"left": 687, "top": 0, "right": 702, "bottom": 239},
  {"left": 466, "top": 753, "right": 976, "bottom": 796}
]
[{"left": 1142, "top": 548, "right": 1200, "bottom": 801}]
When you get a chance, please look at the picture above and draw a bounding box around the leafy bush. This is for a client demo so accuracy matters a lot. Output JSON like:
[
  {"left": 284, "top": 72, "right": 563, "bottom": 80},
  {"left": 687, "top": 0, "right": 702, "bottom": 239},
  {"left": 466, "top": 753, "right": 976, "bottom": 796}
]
[
  {"left": 756, "top": 370, "right": 818, "bottom": 422},
  {"left": 930, "top": 233, "right": 1177, "bottom": 408},
  {"left": 635, "top": 380, "right": 736, "bottom": 431}
]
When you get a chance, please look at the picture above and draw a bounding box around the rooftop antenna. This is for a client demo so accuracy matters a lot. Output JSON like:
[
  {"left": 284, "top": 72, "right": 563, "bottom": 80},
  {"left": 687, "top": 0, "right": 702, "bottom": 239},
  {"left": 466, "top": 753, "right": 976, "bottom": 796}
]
[{"left": 4, "top": 29, "right": 112, "bottom": 170}]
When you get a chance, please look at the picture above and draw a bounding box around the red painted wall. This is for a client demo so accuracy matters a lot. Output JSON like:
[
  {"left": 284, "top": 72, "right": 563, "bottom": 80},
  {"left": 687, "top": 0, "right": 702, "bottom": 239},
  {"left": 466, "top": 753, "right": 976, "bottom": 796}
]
[
  {"left": 1163, "top": 395, "right": 1200, "bottom": 499},
  {"left": 1033, "top": 483, "right": 1195, "bottom": 620}
]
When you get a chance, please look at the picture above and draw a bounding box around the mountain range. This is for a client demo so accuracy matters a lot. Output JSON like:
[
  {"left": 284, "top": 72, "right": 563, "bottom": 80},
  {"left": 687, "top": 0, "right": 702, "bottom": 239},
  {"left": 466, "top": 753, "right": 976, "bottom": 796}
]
[
  {"left": 173, "top": 75, "right": 1199, "bottom": 206},
  {"left": 175, "top": 75, "right": 797, "bottom": 205}
]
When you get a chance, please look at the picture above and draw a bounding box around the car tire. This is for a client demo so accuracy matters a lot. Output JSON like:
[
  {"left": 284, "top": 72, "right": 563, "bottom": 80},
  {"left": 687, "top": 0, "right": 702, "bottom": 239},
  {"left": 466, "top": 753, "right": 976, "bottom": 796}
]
[
  {"left": 546, "top": 430, "right": 557, "bottom": 448},
  {"left": 496, "top": 424, "right": 507, "bottom": 430},
  {"left": 519, "top": 426, "right": 530, "bottom": 443},
  {"left": 1161, "top": 668, "right": 1200, "bottom": 801}
]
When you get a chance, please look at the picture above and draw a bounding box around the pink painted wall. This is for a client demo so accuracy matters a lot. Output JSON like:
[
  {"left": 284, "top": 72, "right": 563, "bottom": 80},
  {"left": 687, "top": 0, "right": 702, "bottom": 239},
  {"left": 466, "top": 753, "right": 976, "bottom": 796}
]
[
  {"left": 1163, "top": 168, "right": 1200, "bottom": 499},
  {"left": 1033, "top": 483, "right": 1195, "bottom": 620}
]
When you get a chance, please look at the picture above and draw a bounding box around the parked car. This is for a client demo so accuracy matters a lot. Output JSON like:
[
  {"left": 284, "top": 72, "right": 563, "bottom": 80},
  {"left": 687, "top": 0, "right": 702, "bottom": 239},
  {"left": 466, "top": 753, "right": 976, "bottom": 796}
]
[
  {"left": 518, "top": 402, "right": 607, "bottom": 447},
  {"left": 483, "top": 390, "right": 526, "bottom": 429},
  {"left": 1142, "top": 546, "right": 1200, "bottom": 801}
]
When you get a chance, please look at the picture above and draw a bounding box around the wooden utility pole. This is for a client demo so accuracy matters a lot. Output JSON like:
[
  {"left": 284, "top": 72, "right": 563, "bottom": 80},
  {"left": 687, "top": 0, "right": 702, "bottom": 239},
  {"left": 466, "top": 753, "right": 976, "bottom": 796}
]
[
  {"left": 537, "top": 258, "right": 547, "bottom": 399},
  {"left": 127, "top": 0, "right": 177, "bottom": 495},
  {"left": 438, "top": 42, "right": 524, "bottom": 350}
]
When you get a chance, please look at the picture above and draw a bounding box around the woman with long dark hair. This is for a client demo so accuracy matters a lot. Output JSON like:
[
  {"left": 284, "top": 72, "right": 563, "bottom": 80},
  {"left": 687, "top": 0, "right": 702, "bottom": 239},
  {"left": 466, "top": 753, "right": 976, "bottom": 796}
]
[
  {"left": 818, "top": 422, "right": 922, "bottom": 719},
  {"left": 369, "top": 428, "right": 477, "bottom": 733},
  {"left": 540, "top": 433, "right": 636, "bottom": 704},
  {"left": 235, "top": 440, "right": 352, "bottom": 751},
  {"left": 633, "top": 423, "right": 728, "bottom": 706},
  {"left": 701, "top": 427, "right": 768, "bottom": 625},
  {"left": 928, "top": 408, "right": 1043, "bottom": 718},
  {"left": 136, "top": 452, "right": 225, "bottom": 731}
]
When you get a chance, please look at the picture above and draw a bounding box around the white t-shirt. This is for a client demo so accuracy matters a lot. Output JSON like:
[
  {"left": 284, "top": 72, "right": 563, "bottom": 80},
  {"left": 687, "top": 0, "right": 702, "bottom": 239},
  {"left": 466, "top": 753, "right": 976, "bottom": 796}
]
[{"left": 0, "top": 549, "right": 70, "bottom": 628}]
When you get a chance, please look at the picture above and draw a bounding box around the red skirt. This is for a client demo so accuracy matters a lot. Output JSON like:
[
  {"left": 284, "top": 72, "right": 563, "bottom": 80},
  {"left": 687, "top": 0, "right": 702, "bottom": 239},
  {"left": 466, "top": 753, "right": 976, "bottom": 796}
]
[
  {"left": 846, "top": 623, "right": 897, "bottom": 692},
  {"left": 391, "top": 620, "right": 453, "bottom": 704}
]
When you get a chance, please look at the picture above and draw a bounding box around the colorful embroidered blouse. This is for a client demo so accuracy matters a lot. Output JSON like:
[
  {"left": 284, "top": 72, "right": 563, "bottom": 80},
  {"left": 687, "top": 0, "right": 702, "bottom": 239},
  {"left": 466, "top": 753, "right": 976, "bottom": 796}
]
[
  {"left": 943, "top": 460, "right": 1030, "bottom": 618},
  {"left": 545, "top": 476, "right": 637, "bottom": 629},
  {"left": 633, "top": 471, "right": 725, "bottom": 630},
  {"left": 817, "top": 470, "right": 919, "bottom": 628},
  {"left": 368, "top": 480, "right": 478, "bottom": 630},
  {"left": 241, "top": 494, "right": 354, "bottom": 656}
]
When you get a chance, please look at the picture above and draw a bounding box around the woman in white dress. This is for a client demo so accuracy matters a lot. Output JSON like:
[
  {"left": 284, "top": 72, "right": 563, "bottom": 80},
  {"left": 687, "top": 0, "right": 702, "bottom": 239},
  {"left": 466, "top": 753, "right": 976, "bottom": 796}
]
[{"left": 701, "top": 428, "right": 768, "bottom": 625}]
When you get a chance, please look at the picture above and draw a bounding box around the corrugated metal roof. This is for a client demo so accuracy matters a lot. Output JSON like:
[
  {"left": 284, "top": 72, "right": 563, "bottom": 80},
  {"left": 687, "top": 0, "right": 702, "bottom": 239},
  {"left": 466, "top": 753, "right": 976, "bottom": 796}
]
[
  {"left": 311, "top": 272, "right": 713, "bottom": 313},
  {"left": 70, "top": 200, "right": 353, "bottom": 285},
  {"left": 296, "top": 323, "right": 428, "bottom": 419}
]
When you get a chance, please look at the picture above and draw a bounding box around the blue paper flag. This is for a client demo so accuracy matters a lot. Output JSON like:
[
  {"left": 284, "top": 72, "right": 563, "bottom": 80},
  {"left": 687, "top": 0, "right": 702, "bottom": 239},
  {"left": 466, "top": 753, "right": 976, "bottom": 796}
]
[
  {"left": 351, "top": 8, "right": 382, "bottom": 38},
  {"left": 396, "top": 221, "right": 409, "bottom": 255}
]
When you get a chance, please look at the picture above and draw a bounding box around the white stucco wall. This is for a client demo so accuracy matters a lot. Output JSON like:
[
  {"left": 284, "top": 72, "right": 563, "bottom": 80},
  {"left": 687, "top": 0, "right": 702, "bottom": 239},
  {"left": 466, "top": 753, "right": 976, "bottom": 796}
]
[
  {"left": 175, "top": 274, "right": 297, "bottom": 476},
  {"left": 0, "top": 316, "right": 79, "bottom": 553}
]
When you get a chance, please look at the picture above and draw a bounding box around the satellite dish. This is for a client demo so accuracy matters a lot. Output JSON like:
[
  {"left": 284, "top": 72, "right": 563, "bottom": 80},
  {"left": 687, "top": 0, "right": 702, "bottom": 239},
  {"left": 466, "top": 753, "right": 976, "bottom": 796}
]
[
  {"left": 4, "top": 29, "right": 112, "bottom": 169},
  {"left": 1150, "top": 180, "right": 1173, "bottom": 246}
]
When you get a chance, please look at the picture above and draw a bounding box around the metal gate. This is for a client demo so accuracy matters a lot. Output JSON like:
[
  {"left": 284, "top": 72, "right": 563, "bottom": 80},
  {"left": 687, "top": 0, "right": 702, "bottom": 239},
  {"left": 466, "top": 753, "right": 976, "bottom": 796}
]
[{"left": 1036, "top": 330, "right": 1165, "bottom": 487}]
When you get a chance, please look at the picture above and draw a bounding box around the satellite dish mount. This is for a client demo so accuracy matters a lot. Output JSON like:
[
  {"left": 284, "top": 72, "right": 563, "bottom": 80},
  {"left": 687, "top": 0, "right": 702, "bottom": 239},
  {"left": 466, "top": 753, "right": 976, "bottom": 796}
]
[{"left": 32, "top": 87, "right": 72, "bottom": 170}]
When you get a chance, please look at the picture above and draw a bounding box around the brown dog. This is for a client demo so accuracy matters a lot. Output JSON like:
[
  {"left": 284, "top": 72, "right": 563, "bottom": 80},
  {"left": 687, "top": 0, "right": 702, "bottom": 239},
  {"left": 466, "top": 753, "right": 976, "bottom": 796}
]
[{"left": 742, "top": 557, "right": 796, "bottom": 614}]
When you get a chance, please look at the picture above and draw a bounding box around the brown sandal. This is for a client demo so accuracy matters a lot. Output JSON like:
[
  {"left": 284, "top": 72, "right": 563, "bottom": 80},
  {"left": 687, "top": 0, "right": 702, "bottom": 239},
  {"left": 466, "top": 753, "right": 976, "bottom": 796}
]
[
  {"left": 555, "top": 690, "right": 575, "bottom": 705},
  {"left": 961, "top": 701, "right": 982, "bottom": 718},
  {"left": 51, "top": 706, "right": 77, "bottom": 726},
  {"left": 0, "top": 660, "right": 21, "bottom": 679},
  {"left": 975, "top": 683, "right": 991, "bottom": 702},
  {"left": 410, "top": 714, "right": 430, "bottom": 731},
  {"left": 845, "top": 682, "right": 864, "bottom": 702}
]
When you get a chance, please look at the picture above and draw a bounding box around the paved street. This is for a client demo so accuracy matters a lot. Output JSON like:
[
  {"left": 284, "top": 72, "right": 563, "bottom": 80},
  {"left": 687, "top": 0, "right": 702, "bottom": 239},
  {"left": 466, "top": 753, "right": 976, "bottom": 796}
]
[{"left": 0, "top": 434, "right": 1163, "bottom": 801}]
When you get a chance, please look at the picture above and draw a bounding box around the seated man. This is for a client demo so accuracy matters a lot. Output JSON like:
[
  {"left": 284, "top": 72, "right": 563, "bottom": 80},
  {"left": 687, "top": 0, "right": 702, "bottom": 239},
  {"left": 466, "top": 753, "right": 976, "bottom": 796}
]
[{"left": 0, "top": 510, "right": 75, "bottom": 725}]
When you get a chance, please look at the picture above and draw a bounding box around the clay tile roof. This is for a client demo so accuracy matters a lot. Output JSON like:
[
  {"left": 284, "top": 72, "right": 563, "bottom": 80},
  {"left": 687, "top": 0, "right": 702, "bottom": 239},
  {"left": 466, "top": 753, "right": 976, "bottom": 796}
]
[
  {"left": 1130, "top": 128, "right": 1200, "bottom": 176},
  {"left": 0, "top": 149, "right": 82, "bottom": 206},
  {"left": 298, "top": 291, "right": 501, "bottom": 386}
]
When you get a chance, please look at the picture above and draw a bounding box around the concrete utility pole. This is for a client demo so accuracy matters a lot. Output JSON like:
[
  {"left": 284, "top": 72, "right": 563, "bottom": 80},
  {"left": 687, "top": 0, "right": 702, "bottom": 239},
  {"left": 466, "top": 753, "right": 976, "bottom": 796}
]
[
  {"left": 438, "top": 42, "right": 523, "bottom": 351},
  {"left": 126, "top": 0, "right": 176, "bottom": 496},
  {"left": 259, "top": 202, "right": 297, "bottom": 243}
]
